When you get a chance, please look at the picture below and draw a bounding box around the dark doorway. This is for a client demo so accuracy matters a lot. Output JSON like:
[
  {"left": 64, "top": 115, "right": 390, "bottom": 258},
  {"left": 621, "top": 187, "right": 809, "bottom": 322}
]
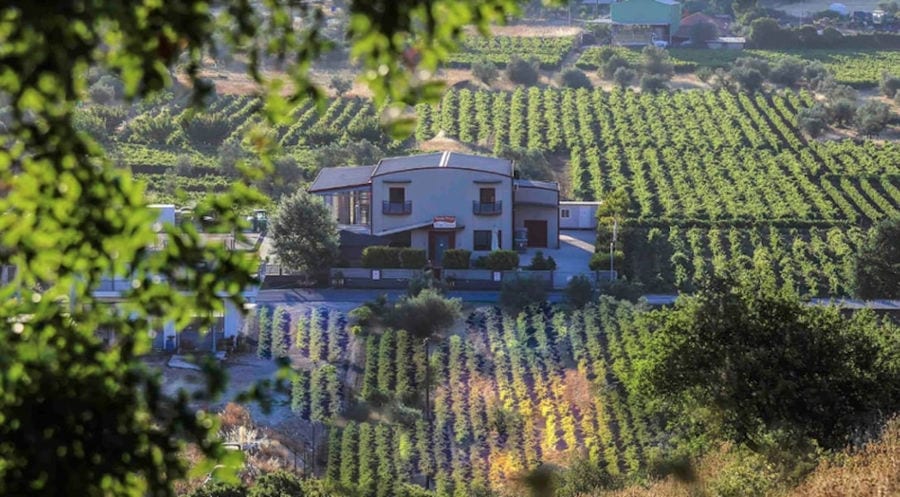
[
  {"left": 428, "top": 231, "right": 455, "bottom": 266},
  {"left": 524, "top": 220, "right": 548, "bottom": 248}
]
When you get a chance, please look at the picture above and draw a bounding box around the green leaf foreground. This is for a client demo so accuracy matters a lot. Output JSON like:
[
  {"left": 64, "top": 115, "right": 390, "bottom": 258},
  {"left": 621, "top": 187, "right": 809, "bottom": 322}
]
[{"left": 0, "top": 0, "right": 556, "bottom": 494}]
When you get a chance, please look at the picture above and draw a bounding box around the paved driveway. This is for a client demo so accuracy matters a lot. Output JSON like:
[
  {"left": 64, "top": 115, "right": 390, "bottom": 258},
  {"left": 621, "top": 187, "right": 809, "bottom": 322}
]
[{"left": 519, "top": 229, "right": 596, "bottom": 288}]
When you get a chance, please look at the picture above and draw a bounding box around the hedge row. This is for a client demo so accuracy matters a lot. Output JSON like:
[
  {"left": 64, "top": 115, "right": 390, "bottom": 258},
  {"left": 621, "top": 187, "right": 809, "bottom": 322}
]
[{"left": 361, "top": 246, "right": 427, "bottom": 269}]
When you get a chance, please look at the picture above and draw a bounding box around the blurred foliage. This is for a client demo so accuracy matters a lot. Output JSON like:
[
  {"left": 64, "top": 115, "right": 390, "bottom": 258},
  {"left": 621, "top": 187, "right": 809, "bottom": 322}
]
[{"left": 0, "top": 0, "right": 557, "bottom": 495}]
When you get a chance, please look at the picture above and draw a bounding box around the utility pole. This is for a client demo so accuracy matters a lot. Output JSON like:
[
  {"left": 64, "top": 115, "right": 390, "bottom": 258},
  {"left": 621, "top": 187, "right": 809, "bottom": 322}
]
[{"left": 422, "top": 337, "right": 431, "bottom": 490}]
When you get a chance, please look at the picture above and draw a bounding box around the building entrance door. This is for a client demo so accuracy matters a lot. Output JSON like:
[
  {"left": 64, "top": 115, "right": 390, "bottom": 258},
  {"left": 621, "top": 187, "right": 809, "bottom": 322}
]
[
  {"left": 524, "top": 220, "right": 548, "bottom": 248},
  {"left": 428, "top": 231, "right": 454, "bottom": 266}
]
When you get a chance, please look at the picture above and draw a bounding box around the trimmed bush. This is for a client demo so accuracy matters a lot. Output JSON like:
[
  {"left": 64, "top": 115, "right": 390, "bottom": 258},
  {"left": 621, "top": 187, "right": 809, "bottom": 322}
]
[
  {"left": 589, "top": 250, "right": 624, "bottom": 271},
  {"left": 399, "top": 248, "right": 427, "bottom": 269},
  {"left": 442, "top": 249, "right": 471, "bottom": 269},
  {"left": 360, "top": 246, "right": 425, "bottom": 268},
  {"left": 475, "top": 250, "right": 519, "bottom": 271},
  {"left": 362, "top": 246, "right": 402, "bottom": 268}
]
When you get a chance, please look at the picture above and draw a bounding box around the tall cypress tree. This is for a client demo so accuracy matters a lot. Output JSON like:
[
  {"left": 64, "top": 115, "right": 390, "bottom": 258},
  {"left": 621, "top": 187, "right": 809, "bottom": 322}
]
[
  {"left": 271, "top": 306, "right": 290, "bottom": 359},
  {"left": 256, "top": 306, "right": 272, "bottom": 359}
]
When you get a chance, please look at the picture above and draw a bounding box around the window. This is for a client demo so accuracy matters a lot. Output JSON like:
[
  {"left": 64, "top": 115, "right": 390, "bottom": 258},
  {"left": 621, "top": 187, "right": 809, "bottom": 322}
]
[
  {"left": 561, "top": 208, "right": 571, "bottom": 219},
  {"left": 389, "top": 187, "right": 405, "bottom": 203},
  {"left": 497, "top": 230, "right": 502, "bottom": 249},
  {"left": 479, "top": 188, "right": 496, "bottom": 204},
  {"left": 473, "top": 230, "right": 492, "bottom": 251}
]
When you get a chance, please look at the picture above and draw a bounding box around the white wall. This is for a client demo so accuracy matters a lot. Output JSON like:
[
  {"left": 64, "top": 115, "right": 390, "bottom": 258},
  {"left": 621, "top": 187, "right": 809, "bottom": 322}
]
[{"left": 560, "top": 203, "right": 598, "bottom": 229}]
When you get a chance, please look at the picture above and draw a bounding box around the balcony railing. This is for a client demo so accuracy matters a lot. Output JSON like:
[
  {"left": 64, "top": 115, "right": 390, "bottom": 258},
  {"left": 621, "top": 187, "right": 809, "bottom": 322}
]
[
  {"left": 382, "top": 200, "right": 412, "bottom": 215},
  {"left": 473, "top": 200, "right": 502, "bottom": 215}
]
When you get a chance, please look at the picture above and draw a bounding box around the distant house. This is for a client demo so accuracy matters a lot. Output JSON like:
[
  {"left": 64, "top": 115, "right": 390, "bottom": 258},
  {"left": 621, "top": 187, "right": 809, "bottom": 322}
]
[
  {"left": 672, "top": 11, "right": 729, "bottom": 44},
  {"left": 610, "top": 0, "right": 682, "bottom": 45},
  {"left": 560, "top": 201, "right": 601, "bottom": 230},
  {"left": 309, "top": 151, "right": 561, "bottom": 267},
  {"left": 94, "top": 204, "right": 264, "bottom": 352},
  {"left": 706, "top": 36, "right": 745, "bottom": 49}
]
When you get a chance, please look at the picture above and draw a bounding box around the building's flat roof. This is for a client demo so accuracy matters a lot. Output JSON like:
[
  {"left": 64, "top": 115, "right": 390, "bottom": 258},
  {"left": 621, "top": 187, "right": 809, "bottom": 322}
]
[
  {"left": 309, "top": 165, "right": 375, "bottom": 192},
  {"left": 373, "top": 151, "right": 513, "bottom": 177},
  {"left": 515, "top": 179, "right": 560, "bottom": 191}
]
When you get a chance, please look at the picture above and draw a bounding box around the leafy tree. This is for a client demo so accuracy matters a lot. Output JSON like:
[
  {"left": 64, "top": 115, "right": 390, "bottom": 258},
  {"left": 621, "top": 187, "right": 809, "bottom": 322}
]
[
  {"left": 256, "top": 156, "right": 306, "bottom": 200},
  {"left": 880, "top": 73, "right": 900, "bottom": 98},
  {"left": 641, "top": 46, "right": 673, "bottom": 78},
  {"left": 560, "top": 68, "right": 592, "bottom": 89},
  {"left": 828, "top": 98, "right": 858, "bottom": 127},
  {"left": 748, "top": 17, "right": 794, "bottom": 48},
  {"left": 854, "top": 100, "right": 893, "bottom": 136},
  {"left": 564, "top": 275, "right": 595, "bottom": 309},
  {"left": 729, "top": 65, "right": 764, "bottom": 92},
  {"left": 797, "top": 104, "right": 828, "bottom": 137},
  {"left": 472, "top": 59, "right": 499, "bottom": 85},
  {"left": 257, "top": 306, "right": 272, "bottom": 359},
  {"left": 769, "top": 56, "right": 805, "bottom": 86},
  {"left": 183, "top": 481, "right": 248, "bottom": 497},
  {"left": 733, "top": 56, "right": 771, "bottom": 78},
  {"left": 385, "top": 288, "right": 462, "bottom": 339},
  {"left": 689, "top": 21, "right": 718, "bottom": 45},
  {"left": 506, "top": 56, "right": 540, "bottom": 86},
  {"left": 1, "top": 0, "right": 527, "bottom": 493},
  {"left": 639, "top": 74, "right": 669, "bottom": 94},
  {"left": 271, "top": 306, "right": 291, "bottom": 359},
  {"left": 330, "top": 76, "right": 353, "bottom": 97},
  {"left": 601, "top": 54, "right": 630, "bottom": 80},
  {"left": 270, "top": 190, "right": 339, "bottom": 273},
  {"left": 247, "top": 471, "right": 304, "bottom": 497},
  {"left": 855, "top": 217, "right": 900, "bottom": 299},
  {"left": 613, "top": 66, "right": 637, "bottom": 87},
  {"left": 634, "top": 274, "right": 900, "bottom": 450}
]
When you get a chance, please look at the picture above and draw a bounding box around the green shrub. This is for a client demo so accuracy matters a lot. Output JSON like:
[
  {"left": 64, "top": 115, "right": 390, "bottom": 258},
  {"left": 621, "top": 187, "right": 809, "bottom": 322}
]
[
  {"left": 499, "top": 277, "right": 547, "bottom": 313},
  {"left": 477, "top": 250, "right": 519, "bottom": 271},
  {"left": 528, "top": 251, "right": 557, "bottom": 270},
  {"left": 442, "top": 249, "right": 471, "bottom": 269},
  {"left": 565, "top": 275, "right": 595, "bottom": 309},
  {"left": 880, "top": 73, "right": 900, "bottom": 98},
  {"left": 506, "top": 56, "right": 539, "bottom": 86},
  {"left": 560, "top": 68, "right": 592, "bottom": 89},
  {"left": 399, "top": 248, "right": 426, "bottom": 269},
  {"left": 589, "top": 250, "right": 624, "bottom": 271},
  {"left": 472, "top": 59, "right": 498, "bottom": 85},
  {"left": 639, "top": 74, "right": 669, "bottom": 93},
  {"left": 362, "top": 246, "right": 402, "bottom": 268}
]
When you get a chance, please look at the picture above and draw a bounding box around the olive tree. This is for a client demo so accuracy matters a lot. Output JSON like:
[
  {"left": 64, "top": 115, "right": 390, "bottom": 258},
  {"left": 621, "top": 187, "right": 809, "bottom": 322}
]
[{"left": 270, "top": 190, "right": 339, "bottom": 273}]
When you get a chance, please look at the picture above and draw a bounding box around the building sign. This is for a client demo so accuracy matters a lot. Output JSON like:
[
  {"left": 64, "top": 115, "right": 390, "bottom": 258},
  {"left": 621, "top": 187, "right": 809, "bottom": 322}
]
[{"left": 433, "top": 216, "right": 456, "bottom": 229}]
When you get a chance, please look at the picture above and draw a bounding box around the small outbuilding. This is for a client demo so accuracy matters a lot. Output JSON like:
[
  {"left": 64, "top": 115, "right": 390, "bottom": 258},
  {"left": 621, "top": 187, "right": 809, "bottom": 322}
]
[
  {"left": 706, "top": 36, "right": 745, "bottom": 49},
  {"left": 559, "top": 201, "right": 600, "bottom": 230},
  {"left": 610, "top": 0, "right": 682, "bottom": 45}
]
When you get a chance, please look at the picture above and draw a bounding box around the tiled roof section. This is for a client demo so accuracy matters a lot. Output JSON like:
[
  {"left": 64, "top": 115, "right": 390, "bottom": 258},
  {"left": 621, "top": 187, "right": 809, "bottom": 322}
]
[
  {"left": 373, "top": 151, "right": 513, "bottom": 177},
  {"left": 515, "top": 179, "right": 560, "bottom": 191},
  {"left": 308, "top": 165, "right": 375, "bottom": 192}
]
